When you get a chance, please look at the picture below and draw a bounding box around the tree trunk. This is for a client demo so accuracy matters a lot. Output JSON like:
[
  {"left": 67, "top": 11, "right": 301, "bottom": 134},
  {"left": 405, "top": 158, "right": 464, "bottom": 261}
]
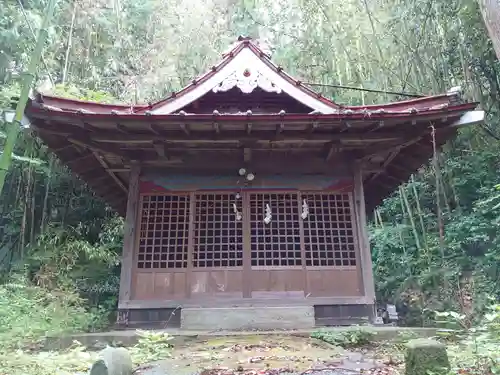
[{"left": 479, "top": 0, "right": 500, "bottom": 60}]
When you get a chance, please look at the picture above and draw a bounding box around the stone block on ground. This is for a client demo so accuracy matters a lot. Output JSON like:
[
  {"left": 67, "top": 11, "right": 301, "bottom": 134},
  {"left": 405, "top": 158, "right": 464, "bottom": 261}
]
[
  {"left": 405, "top": 338, "right": 450, "bottom": 375},
  {"left": 181, "top": 306, "right": 315, "bottom": 330},
  {"left": 90, "top": 346, "right": 133, "bottom": 375}
]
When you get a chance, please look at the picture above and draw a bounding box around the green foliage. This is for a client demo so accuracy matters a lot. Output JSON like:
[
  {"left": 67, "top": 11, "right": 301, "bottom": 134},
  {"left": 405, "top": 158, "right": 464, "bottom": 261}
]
[
  {"left": 311, "top": 327, "right": 376, "bottom": 348},
  {"left": 0, "top": 275, "right": 107, "bottom": 349},
  {"left": 26, "top": 216, "right": 123, "bottom": 313},
  {"left": 51, "top": 84, "right": 118, "bottom": 103},
  {"left": 130, "top": 330, "right": 174, "bottom": 362},
  {"left": 436, "top": 300, "right": 500, "bottom": 375},
  {"left": 434, "top": 310, "right": 472, "bottom": 341}
]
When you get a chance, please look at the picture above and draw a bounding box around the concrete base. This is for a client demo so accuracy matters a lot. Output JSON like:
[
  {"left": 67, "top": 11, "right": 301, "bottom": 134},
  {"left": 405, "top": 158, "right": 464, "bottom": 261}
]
[{"left": 180, "top": 306, "right": 315, "bottom": 330}]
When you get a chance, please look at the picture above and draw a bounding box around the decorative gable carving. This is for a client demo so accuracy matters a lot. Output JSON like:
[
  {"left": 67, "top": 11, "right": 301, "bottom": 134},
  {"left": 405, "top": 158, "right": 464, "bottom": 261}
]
[
  {"left": 150, "top": 40, "right": 339, "bottom": 114},
  {"left": 212, "top": 67, "right": 282, "bottom": 94}
]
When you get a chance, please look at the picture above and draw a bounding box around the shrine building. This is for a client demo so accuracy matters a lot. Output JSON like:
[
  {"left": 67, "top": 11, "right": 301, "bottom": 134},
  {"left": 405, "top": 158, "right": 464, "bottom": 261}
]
[{"left": 24, "top": 37, "right": 483, "bottom": 329}]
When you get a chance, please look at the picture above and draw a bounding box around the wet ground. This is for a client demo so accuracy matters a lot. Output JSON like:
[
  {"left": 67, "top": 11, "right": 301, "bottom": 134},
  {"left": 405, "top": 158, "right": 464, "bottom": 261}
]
[{"left": 134, "top": 335, "right": 403, "bottom": 375}]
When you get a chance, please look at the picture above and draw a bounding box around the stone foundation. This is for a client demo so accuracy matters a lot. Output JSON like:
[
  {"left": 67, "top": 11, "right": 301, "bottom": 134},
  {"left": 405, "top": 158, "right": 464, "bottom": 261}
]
[{"left": 180, "top": 306, "right": 315, "bottom": 330}]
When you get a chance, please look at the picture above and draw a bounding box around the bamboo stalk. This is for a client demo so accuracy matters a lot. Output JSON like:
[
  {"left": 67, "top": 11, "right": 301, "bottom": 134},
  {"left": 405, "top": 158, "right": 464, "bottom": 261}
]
[
  {"left": 0, "top": 0, "right": 59, "bottom": 195},
  {"left": 410, "top": 175, "right": 428, "bottom": 252},
  {"left": 400, "top": 185, "right": 422, "bottom": 252},
  {"left": 431, "top": 125, "right": 446, "bottom": 260},
  {"left": 62, "top": 1, "right": 78, "bottom": 85},
  {"left": 30, "top": 171, "right": 36, "bottom": 245},
  {"left": 437, "top": 152, "right": 452, "bottom": 214},
  {"left": 16, "top": 0, "right": 55, "bottom": 88},
  {"left": 19, "top": 143, "right": 33, "bottom": 260},
  {"left": 40, "top": 156, "right": 54, "bottom": 233},
  {"left": 376, "top": 209, "right": 384, "bottom": 229}
]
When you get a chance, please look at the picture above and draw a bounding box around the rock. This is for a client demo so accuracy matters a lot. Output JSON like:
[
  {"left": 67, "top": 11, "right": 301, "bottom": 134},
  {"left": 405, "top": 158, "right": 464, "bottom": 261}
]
[
  {"left": 347, "top": 353, "right": 364, "bottom": 363},
  {"left": 90, "top": 346, "right": 133, "bottom": 375},
  {"left": 90, "top": 360, "right": 108, "bottom": 375},
  {"left": 404, "top": 339, "right": 450, "bottom": 375}
]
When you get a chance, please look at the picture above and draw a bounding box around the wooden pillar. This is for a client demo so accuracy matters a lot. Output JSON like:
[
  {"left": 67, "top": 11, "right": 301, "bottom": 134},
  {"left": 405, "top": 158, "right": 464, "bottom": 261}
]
[
  {"left": 185, "top": 192, "right": 196, "bottom": 299},
  {"left": 297, "top": 191, "right": 308, "bottom": 296},
  {"left": 242, "top": 191, "right": 251, "bottom": 298},
  {"left": 353, "top": 165, "right": 376, "bottom": 303},
  {"left": 118, "top": 164, "right": 141, "bottom": 307}
]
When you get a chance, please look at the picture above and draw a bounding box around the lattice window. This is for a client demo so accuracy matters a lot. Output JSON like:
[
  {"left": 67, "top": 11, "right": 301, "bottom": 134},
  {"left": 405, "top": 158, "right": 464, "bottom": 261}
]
[
  {"left": 193, "top": 193, "right": 243, "bottom": 268},
  {"left": 137, "top": 194, "right": 190, "bottom": 269},
  {"left": 249, "top": 192, "right": 301, "bottom": 267},
  {"left": 302, "top": 193, "right": 356, "bottom": 267}
]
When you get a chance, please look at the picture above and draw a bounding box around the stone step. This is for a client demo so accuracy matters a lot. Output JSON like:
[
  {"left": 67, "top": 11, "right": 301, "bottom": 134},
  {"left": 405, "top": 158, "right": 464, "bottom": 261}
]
[{"left": 180, "top": 306, "right": 315, "bottom": 330}]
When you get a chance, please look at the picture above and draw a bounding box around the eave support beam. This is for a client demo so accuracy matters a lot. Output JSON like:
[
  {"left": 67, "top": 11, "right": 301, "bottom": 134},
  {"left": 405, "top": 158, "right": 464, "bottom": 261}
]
[{"left": 92, "top": 150, "right": 128, "bottom": 193}]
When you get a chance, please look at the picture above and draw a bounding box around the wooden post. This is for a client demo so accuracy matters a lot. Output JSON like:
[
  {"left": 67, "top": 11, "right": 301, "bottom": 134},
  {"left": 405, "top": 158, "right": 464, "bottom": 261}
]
[
  {"left": 185, "top": 192, "right": 196, "bottom": 299},
  {"left": 353, "top": 165, "right": 376, "bottom": 303},
  {"left": 242, "top": 192, "right": 251, "bottom": 298},
  {"left": 118, "top": 163, "right": 141, "bottom": 307},
  {"left": 297, "top": 191, "right": 308, "bottom": 296}
]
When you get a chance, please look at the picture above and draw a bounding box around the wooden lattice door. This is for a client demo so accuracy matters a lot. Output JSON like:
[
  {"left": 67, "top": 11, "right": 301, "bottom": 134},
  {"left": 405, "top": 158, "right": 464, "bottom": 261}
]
[
  {"left": 134, "top": 190, "right": 360, "bottom": 302},
  {"left": 190, "top": 192, "right": 245, "bottom": 298},
  {"left": 247, "top": 192, "right": 306, "bottom": 298}
]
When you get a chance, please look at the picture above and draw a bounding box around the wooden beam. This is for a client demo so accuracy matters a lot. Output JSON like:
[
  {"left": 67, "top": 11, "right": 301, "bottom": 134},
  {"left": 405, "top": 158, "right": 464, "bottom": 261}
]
[
  {"left": 118, "top": 163, "right": 140, "bottom": 305},
  {"left": 34, "top": 118, "right": 458, "bottom": 144},
  {"left": 142, "top": 153, "right": 354, "bottom": 174},
  {"left": 243, "top": 147, "right": 252, "bottom": 163},
  {"left": 180, "top": 123, "right": 190, "bottom": 135},
  {"left": 390, "top": 162, "right": 416, "bottom": 173},
  {"left": 153, "top": 141, "right": 168, "bottom": 160},
  {"left": 109, "top": 168, "right": 131, "bottom": 172},
  {"left": 93, "top": 151, "right": 128, "bottom": 193},
  {"left": 309, "top": 121, "right": 319, "bottom": 133},
  {"left": 115, "top": 124, "right": 129, "bottom": 133},
  {"left": 89, "top": 174, "right": 112, "bottom": 184},
  {"left": 367, "top": 147, "right": 403, "bottom": 184},
  {"left": 341, "top": 121, "right": 352, "bottom": 133},
  {"left": 149, "top": 124, "right": 162, "bottom": 135},
  {"left": 381, "top": 171, "right": 403, "bottom": 182},
  {"left": 53, "top": 144, "right": 76, "bottom": 153},
  {"left": 74, "top": 161, "right": 101, "bottom": 175},
  {"left": 325, "top": 142, "right": 340, "bottom": 161},
  {"left": 80, "top": 121, "right": 100, "bottom": 132},
  {"left": 66, "top": 152, "right": 94, "bottom": 164},
  {"left": 89, "top": 131, "right": 407, "bottom": 143},
  {"left": 63, "top": 133, "right": 133, "bottom": 161}
]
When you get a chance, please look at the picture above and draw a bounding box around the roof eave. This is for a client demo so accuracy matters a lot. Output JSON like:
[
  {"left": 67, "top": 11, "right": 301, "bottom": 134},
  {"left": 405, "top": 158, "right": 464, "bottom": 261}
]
[{"left": 450, "top": 110, "right": 485, "bottom": 128}]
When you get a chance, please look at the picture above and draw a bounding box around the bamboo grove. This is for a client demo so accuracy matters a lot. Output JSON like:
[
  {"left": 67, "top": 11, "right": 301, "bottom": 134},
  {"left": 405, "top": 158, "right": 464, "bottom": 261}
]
[{"left": 0, "top": 0, "right": 499, "bottom": 325}]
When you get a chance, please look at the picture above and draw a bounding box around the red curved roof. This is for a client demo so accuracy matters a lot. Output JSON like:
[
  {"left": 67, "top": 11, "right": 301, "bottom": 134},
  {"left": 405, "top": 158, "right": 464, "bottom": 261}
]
[{"left": 23, "top": 37, "right": 482, "bottom": 215}]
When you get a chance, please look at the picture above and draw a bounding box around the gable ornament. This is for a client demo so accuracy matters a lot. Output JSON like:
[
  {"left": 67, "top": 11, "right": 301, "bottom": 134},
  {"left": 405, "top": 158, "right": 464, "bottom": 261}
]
[{"left": 213, "top": 68, "right": 282, "bottom": 94}]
